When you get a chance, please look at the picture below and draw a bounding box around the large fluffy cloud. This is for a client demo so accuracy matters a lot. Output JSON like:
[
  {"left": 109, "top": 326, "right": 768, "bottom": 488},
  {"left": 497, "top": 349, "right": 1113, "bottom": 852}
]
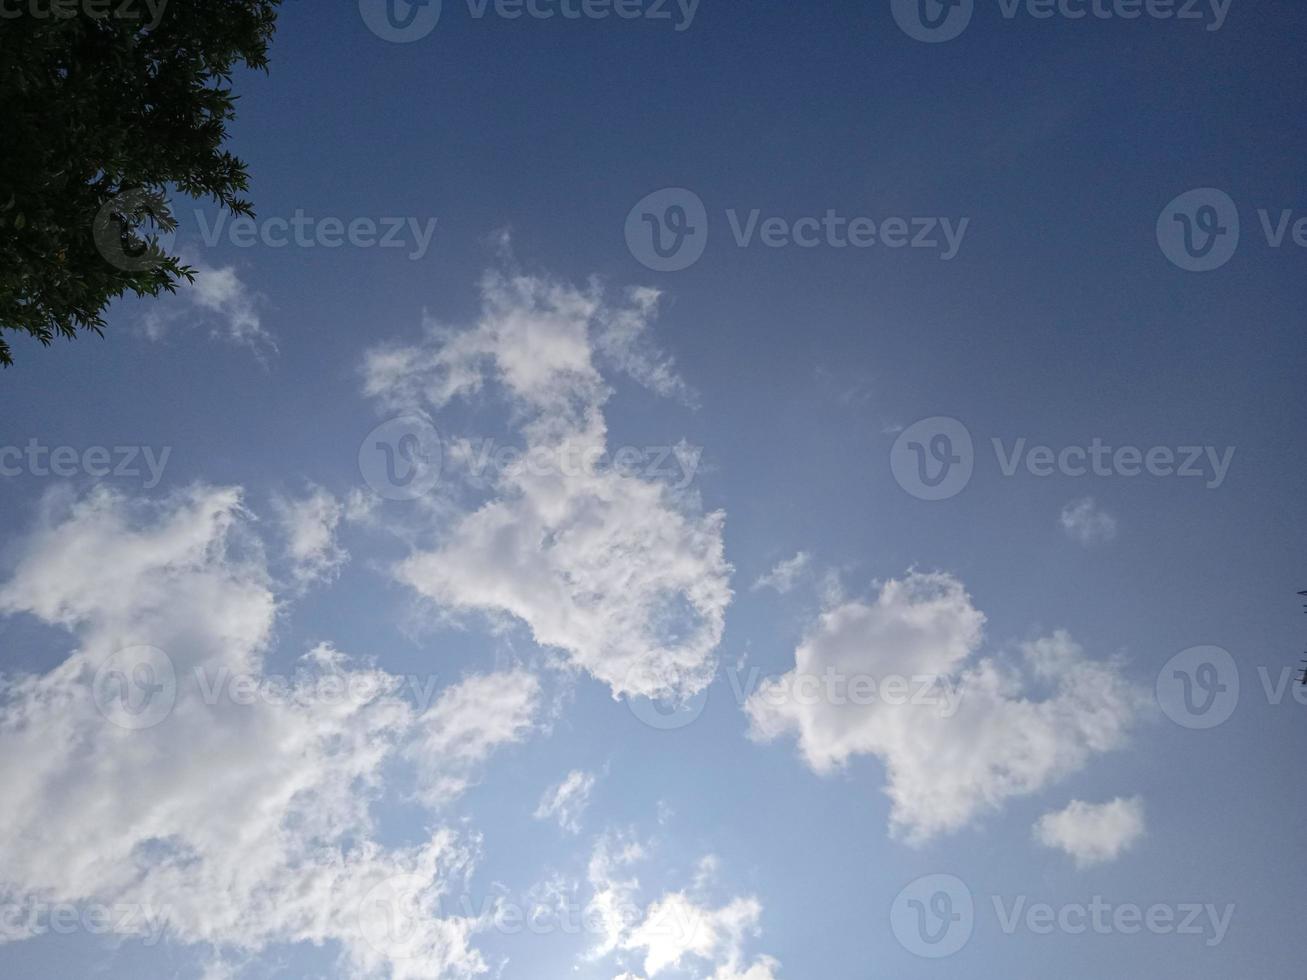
[
  {"left": 746, "top": 571, "right": 1142, "bottom": 842},
  {"left": 0, "top": 486, "right": 536, "bottom": 978},
  {"left": 363, "top": 269, "right": 732, "bottom": 701}
]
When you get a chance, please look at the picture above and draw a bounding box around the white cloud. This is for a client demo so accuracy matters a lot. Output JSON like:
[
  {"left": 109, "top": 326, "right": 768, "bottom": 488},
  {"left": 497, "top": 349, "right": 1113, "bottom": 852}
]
[
  {"left": 586, "top": 831, "right": 647, "bottom": 960},
  {"left": 581, "top": 834, "right": 780, "bottom": 980},
  {"left": 0, "top": 486, "right": 534, "bottom": 979},
  {"left": 1035, "top": 797, "right": 1145, "bottom": 867},
  {"left": 364, "top": 268, "right": 733, "bottom": 702},
  {"left": 410, "top": 669, "right": 541, "bottom": 808},
  {"left": 534, "top": 769, "right": 598, "bottom": 834},
  {"left": 592, "top": 285, "right": 697, "bottom": 406},
  {"left": 273, "top": 485, "right": 348, "bottom": 589},
  {"left": 1059, "top": 497, "right": 1118, "bottom": 546},
  {"left": 752, "top": 552, "right": 811, "bottom": 595},
  {"left": 746, "top": 571, "right": 1142, "bottom": 842},
  {"left": 140, "top": 258, "right": 276, "bottom": 357},
  {"left": 625, "top": 894, "right": 768, "bottom": 978}
]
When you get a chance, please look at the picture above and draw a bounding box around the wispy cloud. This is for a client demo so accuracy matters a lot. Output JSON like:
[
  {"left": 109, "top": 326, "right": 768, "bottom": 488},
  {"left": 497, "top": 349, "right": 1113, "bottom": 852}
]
[{"left": 534, "top": 769, "right": 598, "bottom": 834}]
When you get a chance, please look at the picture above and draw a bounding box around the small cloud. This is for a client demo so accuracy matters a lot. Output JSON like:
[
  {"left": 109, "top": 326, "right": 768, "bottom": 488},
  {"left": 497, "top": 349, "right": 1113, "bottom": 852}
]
[
  {"left": 752, "top": 552, "right": 811, "bottom": 595},
  {"left": 534, "top": 769, "right": 598, "bottom": 834},
  {"left": 1035, "top": 797, "right": 1145, "bottom": 868},
  {"left": 1059, "top": 497, "right": 1118, "bottom": 546},
  {"left": 272, "top": 486, "right": 348, "bottom": 590},
  {"left": 140, "top": 257, "right": 276, "bottom": 359}
]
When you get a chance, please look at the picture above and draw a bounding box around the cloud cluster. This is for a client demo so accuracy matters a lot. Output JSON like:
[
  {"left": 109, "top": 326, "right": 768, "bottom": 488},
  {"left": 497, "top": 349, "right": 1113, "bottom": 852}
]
[
  {"left": 583, "top": 834, "right": 780, "bottom": 980},
  {"left": 363, "top": 269, "right": 732, "bottom": 701},
  {"left": 746, "top": 571, "right": 1142, "bottom": 842},
  {"left": 0, "top": 486, "right": 536, "bottom": 978}
]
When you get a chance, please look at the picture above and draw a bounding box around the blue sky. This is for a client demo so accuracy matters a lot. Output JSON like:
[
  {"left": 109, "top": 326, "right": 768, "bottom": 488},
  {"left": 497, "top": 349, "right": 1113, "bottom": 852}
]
[{"left": 1, "top": 1, "right": 1305, "bottom": 978}]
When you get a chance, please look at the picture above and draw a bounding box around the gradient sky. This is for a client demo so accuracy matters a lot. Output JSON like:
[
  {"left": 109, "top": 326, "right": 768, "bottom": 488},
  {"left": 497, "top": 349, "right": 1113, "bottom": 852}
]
[{"left": 1, "top": 1, "right": 1305, "bottom": 979}]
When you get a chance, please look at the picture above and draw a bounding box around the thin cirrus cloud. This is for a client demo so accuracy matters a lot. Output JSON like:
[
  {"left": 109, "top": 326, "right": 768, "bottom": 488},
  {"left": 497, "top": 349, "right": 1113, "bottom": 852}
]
[
  {"left": 362, "top": 266, "right": 733, "bottom": 703},
  {"left": 746, "top": 570, "right": 1144, "bottom": 843},
  {"left": 1035, "top": 797, "right": 1146, "bottom": 867},
  {"left": 0, "top": 484, "right": 541, "bottom": 980},
  {"left": 534, "top": 769, "right": 599, "bottom": 835}
]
